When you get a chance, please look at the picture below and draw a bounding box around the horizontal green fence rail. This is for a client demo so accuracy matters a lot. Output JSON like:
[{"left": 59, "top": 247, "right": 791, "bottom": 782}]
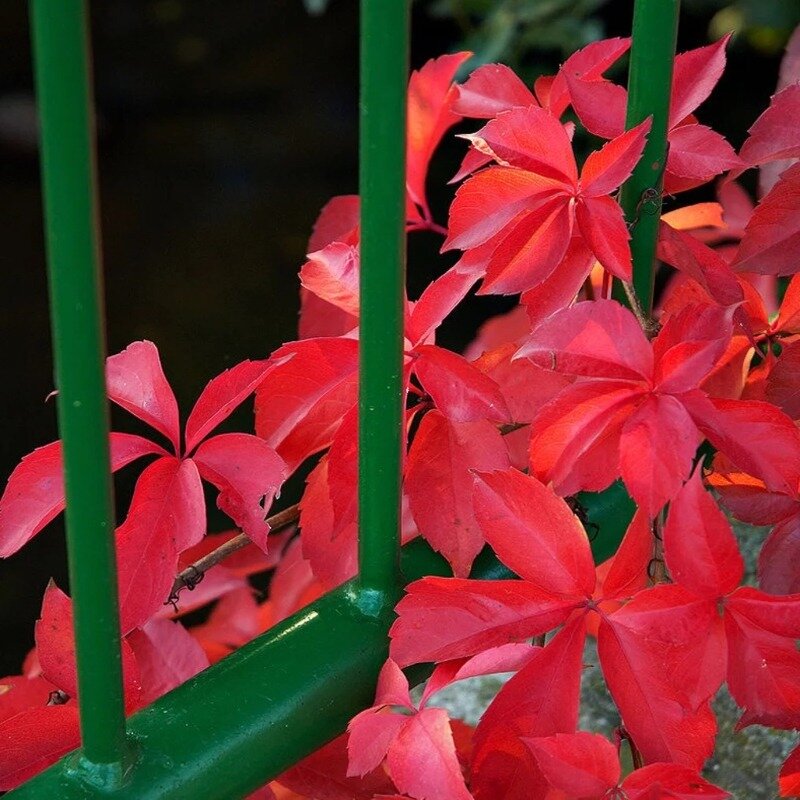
[{"left": 12, "top": 0, "right": 675, "bottom": 795}]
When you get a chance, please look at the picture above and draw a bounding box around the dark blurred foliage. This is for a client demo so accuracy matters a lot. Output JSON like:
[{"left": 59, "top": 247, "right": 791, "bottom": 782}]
[{"left": 0, "top": 0, "right": 791, "bottom": 672}]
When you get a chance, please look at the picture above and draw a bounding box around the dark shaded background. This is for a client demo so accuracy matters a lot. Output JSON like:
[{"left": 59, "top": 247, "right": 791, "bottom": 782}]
[{"left": 0, "top": 0, "right": 793, "bottom": 674}]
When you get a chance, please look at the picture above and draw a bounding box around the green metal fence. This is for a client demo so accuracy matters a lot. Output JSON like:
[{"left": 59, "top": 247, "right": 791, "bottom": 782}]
[{"left": 10, "top": 0, "right": 678, "bottom": 796}]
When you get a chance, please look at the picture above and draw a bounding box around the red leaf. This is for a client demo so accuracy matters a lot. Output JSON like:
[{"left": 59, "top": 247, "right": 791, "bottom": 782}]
[
  {"left": 128, "top": 618, "right": 209, "bottom": 705},
  {"left": 444, "top": 167, "right": 566, "bottom": 252},
  {"left": 622, "top": 762, "right": 729, "bottom": 799},
  {"left": 406, "top": 412, "right": 509, "bottom": 577},
  {"left": 471, "top": 105, "right": 577, "bottom": 185},
  {"left": 299, "top": 455, "right": 357, "bottom": 589},
  {"left": 193, "top": 433, "right": 286, "bottom": 551},
  {"left": 664, "top": 465, "right": 744, "bottom": 598},
  {"left": 707, "top": 454, "right": 799, "bottom": 525},
  {"left": 549, "top": 36, "right": 631, "bottom": 114},
  {"left": 470, "top": 619, "right": 586, "bottom": 800},
  {"left": 407, "top": 52, "right": 472, "bottom": 214},
  {"left": 0, "top": 675, "right": 56, "bottom": 724},
  {"left": 658, "top": 223, "right": 744, "bottom": 309},
  {"left": 254, "top": 338, "right": 359, "bottom": 472},
  {"left": 407, "top": 265, "right": 481, "bottom": 346},
  {"left": 0, "top": 433, "right": 165, "bottom": 558},
  {"left": 480, "top": 199, "right": 574, "bottom": 295},
  {"left": 598, "top": 586, "right": 724, "bottom": 767},
  {"left": 759, "top": 516, "right": 800, "bottom": 595},
  {"left": 575, "top": 195, "right": 632, "bottom": 280},
  {"left": 191, "top": 587, "right": 261, "bottom": 658},
  {"left": 520, "top": 236, "right": 595, "bottom": 329},
  {"left": 389, "top": 578, "right": 580, "bottom": 667},
  {"left": 580, "top": 119, "right": 651, "bottom": 197},
  {"left": 347, "top": 708, "right": 407, "bottom": 778},
  {"left": 472, "top": 468, "right": 595, "bottom": 597},
  {"left": 680, "top": 391, "right": 800, "bottom": 495},
  {"left": 453, "top": 64, "right": 535, "bottom": 118},
  {"left": 278, "top": 733, "right": 396, "bottom": 800},
  {"left": 653, "top": 304, "right": 735, "bottom": 394},
  {"left": 35, "top": 582, "right": 141, "bottom": 710},
  {"left": 184, "top": 358, "right": 278, "bottom": 454},
  {"left": 0, "top": 705, "right": 80, "bottom": 790},
  {"left": 420, "top": 643, "right": 538, "bottom": 709},
  {"left": 732, "top": 163, "right": 800, "bottom": 275},
  {"left": 413, "top": 346, "right": 511, "bottom": 423},
  {"left": 388, "top": 707, "right": 473, "bottom": 800},
  {"left": 766, "top": 339, "right": 800, "bottom": 418},
  {"left": 564, "top": 74, "right": 627, "bottom": 139},
  {"left": 308, "top": 195, "right": 360, "bottom": 252},
  {"left": 299, "top": 242, "right": 360, "bottom": 319},
  {"left": 619, "top": 394, "right": 700, "bottom": 518},
  {"left": 519, "top": 299, "right": 652, "bottom": 381},
  {"left": 106, "top": 340, "right": 180, "bottom": 452},
  {"left": 530, "top": 380, "right": 645, "bottom": 495},
  {"left": 724, "top": 594, "right": 800, "bottom": 729},
  {"left": 116, "top": 457, "right": 205, "bottom": 633},
  {"left": 374, "top": 659, "right": 414, "bottom": 710},
  {"left": 525, "top": 732, "right": 620, "bottom": 797},
  {"left": 780, "top": 745, "right": 800, "bottom": 797},
  {"left": 740, "top": 84, "right": 800, "bottom": 167},
  {"left": 669, "top": 37, "right": 729, "bottom": 127},
  {"left": 725, "top": 586, "right": 800, "bottom": 641},
  {"left": 601, "top": 508, "right": 653, "bottom": 601},
  {"left": 665, "top": 124, "right": 742, "bottom": 188}
]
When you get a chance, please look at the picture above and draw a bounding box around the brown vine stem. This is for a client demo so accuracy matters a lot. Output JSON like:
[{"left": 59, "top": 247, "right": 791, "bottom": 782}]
[
  {"left": 621, "top": 280, "right": 659, "bottom": 339},
  {"left": 169, "top": 502, "right": 301, "bottom": 600}
]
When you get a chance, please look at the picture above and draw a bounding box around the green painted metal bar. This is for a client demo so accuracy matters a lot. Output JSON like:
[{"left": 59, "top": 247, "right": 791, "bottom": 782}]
[
  {"left": 616, "top": 0, "right": 681, "bottom": 315},
  {"left": 10, "top": 485, "right": 634, "bottom": 800},
  {"left": 29, "top": 0, "right": 128, "bottom": 778},
  {"left": 357, "top": 0, "right": 410, "bottom": 592}
]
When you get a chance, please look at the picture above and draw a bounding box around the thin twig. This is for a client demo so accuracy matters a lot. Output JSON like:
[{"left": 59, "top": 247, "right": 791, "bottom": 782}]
[
  {"left": 621, "top": 280, "right": 659, "bottom": 338},
  {"left": 169, "top": 503, "right": 301, "bottom": 600}
]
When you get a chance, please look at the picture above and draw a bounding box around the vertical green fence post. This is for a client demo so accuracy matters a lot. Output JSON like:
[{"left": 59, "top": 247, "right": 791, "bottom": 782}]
[
  {"left": 357, "top": 0, "right": 409, "bottom": 593},
  {"left": 30, "top": 0, "right": 129, "bottom": 782},
  {"left": 618, "top": 0, "right": 681, "bottom": 314}
]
